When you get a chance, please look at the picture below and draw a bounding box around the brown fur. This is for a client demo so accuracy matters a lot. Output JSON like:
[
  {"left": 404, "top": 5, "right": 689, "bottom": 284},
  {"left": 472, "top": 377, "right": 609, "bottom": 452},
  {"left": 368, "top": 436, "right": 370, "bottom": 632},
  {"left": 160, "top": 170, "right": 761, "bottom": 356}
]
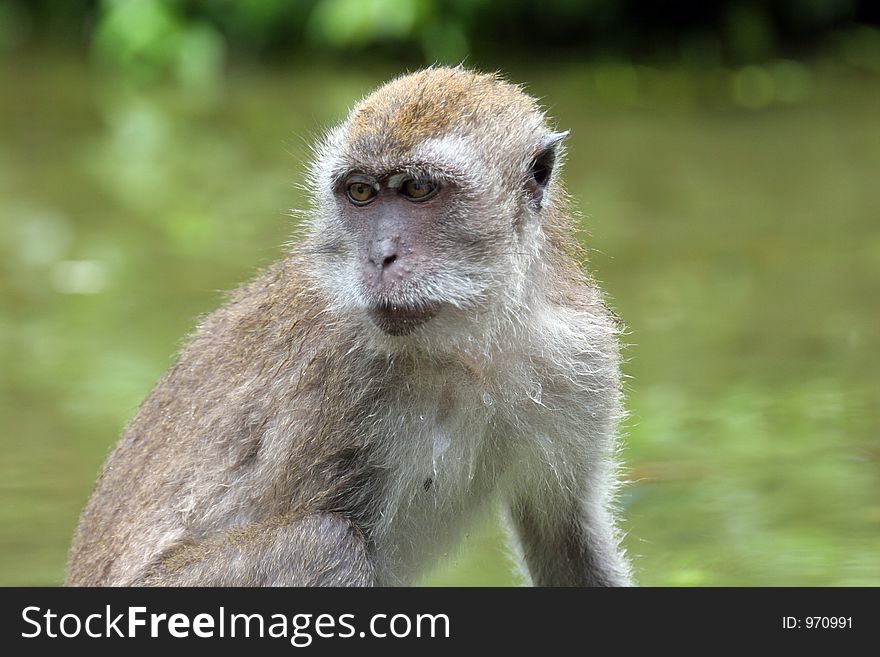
[
  {"left": 66, "top": 67, "right": 632, "bottom": 587},
  {"left": 349, "top": 68, "right": 541, "bottom": 156},
  {"left": 66, "top": 260, "right": 383, "bottom": 585}
]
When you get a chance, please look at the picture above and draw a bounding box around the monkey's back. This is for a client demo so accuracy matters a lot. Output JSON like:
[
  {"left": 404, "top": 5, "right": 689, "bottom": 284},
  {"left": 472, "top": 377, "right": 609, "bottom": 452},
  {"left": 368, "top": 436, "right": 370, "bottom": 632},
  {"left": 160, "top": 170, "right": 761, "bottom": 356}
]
[{"left": 65, "top": 257, "right": 380, "bottom": 585}]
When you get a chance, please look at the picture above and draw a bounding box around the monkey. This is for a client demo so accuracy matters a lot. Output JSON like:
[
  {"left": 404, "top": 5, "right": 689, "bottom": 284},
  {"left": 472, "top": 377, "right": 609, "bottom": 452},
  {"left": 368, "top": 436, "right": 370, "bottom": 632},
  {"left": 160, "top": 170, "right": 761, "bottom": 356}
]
[{"left": 65, "top": 67, "right": 633, "bottom": 587}]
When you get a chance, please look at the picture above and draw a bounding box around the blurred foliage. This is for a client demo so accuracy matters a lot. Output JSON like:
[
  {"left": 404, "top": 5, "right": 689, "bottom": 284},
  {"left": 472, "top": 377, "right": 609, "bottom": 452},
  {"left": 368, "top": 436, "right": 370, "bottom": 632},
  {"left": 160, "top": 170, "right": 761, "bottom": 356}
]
[{"left": 0, "top": 0, "right": 879, "bottom": 78}]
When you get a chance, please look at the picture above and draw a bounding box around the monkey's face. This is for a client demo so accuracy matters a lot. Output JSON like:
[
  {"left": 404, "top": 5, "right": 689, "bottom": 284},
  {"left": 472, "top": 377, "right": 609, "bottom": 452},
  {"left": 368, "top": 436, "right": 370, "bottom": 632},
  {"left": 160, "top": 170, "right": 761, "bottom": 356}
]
[
  {"left": 305, "top": 138, "right": 563, "bottom": 342},
  {"left": 346, "top": 172, "right": 447, "bottom": 335},
  {"left": 314, "top": 161, "right": 511, "bottom": 337},
  {"left": 304, "top": 69, "right": 565, "bottom": 342}
]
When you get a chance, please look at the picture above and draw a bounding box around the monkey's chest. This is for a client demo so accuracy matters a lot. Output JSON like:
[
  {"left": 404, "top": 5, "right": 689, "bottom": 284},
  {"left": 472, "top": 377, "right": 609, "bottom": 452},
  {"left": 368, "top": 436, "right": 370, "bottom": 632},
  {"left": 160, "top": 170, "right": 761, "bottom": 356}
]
[{"left": 368, "top": 384, "right": 503, "bottom": 583}]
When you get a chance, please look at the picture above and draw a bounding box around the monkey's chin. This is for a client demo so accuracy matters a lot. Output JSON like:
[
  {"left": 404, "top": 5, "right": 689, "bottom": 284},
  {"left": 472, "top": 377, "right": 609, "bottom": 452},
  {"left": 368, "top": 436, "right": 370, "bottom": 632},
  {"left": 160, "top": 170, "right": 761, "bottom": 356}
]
[{"left": 368, "top": 301, "right": 440, "bottom": 336}]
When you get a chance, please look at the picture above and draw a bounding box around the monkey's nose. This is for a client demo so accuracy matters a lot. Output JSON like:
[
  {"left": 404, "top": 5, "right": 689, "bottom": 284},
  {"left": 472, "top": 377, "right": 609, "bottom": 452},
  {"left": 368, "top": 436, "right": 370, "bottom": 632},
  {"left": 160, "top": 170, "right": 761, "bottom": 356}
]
[{"left": 368, "top": 237, "right": 401, "bottom": 277}]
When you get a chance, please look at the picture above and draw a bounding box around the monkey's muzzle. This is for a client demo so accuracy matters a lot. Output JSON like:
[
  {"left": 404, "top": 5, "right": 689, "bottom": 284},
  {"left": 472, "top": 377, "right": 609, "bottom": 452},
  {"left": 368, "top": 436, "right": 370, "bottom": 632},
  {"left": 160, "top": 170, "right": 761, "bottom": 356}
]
[{"left": 368, "top": 301, "right": 440, "bottom": 336}]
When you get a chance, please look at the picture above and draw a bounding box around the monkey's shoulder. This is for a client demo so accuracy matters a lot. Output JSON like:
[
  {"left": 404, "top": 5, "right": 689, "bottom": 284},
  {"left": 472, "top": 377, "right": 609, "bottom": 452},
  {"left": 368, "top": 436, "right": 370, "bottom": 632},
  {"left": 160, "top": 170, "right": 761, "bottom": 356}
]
[
  {"left": 507, "top": 288, "right": 622, "bottom": 411},
  {"left": 160, "top": 257, "right": 346, "bottom": 384},
  {"left": 116, "top": 257, "right": 356, "bottom": 461}
]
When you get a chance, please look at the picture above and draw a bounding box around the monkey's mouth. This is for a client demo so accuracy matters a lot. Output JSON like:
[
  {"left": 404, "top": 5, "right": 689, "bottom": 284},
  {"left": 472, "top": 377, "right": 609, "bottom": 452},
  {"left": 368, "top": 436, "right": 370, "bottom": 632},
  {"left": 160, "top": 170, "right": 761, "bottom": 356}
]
[{"left": 368, "top": 301, "right": 440, "bottom": 336}]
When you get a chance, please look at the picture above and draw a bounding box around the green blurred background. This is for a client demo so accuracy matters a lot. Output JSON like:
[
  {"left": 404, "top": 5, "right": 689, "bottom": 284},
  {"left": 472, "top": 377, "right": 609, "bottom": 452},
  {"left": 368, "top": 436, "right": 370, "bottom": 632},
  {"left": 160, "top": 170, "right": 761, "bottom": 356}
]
[{"left": 1, "top": 0, "right": 879, "bottom": 586}]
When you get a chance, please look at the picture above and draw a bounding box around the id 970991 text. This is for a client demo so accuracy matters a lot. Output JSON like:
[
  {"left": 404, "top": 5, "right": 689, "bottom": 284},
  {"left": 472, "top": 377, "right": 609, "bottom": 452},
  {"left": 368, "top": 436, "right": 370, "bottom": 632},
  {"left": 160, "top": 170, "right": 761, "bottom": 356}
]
[{"left": 782, "top": 616, "right": 853, "bottom": 629}]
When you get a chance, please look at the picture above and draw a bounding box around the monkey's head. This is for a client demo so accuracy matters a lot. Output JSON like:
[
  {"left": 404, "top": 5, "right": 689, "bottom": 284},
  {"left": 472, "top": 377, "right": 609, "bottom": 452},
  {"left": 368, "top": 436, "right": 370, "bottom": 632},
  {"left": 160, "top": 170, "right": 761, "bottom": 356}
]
[{"left": 304, "top": 67, "right": 570, "bottom": 344}]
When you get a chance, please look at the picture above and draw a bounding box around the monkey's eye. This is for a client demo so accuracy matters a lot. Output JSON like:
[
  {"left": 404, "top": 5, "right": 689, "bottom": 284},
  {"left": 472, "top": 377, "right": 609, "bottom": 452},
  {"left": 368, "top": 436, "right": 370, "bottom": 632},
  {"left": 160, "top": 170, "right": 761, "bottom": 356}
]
[
  {"left": 400, "top": 178, "right": 437, "bottom": 201},
  {"left": 347, "top": 181, "right": 378, "bottom": 205}
]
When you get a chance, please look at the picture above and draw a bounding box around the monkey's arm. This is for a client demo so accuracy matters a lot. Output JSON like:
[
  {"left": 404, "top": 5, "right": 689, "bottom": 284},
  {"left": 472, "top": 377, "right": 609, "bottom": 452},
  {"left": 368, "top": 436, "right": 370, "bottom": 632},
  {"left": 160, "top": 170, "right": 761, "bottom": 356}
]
[
  {"left": 507, "top": 483, "right": 632, "bottom": 587},
  {"left": 137, "top": 513, "right": 375, "bottom": 587}
]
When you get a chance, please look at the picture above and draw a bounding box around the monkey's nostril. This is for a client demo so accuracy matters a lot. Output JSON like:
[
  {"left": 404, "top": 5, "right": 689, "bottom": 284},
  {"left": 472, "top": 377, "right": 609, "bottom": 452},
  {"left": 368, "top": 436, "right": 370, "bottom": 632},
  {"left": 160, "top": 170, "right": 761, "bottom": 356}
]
[{"left": 382, "top": 254, "right": 398, "bottom": 269}]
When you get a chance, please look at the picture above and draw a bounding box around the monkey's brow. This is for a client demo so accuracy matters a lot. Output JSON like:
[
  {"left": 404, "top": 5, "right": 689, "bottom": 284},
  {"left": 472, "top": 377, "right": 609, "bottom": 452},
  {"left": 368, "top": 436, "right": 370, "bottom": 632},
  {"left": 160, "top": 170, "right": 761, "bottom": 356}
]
[{"left": 331, "top": 163, "right": 449, "bottom": 186}]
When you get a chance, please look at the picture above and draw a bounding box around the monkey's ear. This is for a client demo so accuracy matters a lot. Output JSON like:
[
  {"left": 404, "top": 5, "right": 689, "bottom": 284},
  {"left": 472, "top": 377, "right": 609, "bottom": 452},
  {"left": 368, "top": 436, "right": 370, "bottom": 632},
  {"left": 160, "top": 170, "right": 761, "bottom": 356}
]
[{"left": 527, "top": 130, "right": 570, "bottom": 208}]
